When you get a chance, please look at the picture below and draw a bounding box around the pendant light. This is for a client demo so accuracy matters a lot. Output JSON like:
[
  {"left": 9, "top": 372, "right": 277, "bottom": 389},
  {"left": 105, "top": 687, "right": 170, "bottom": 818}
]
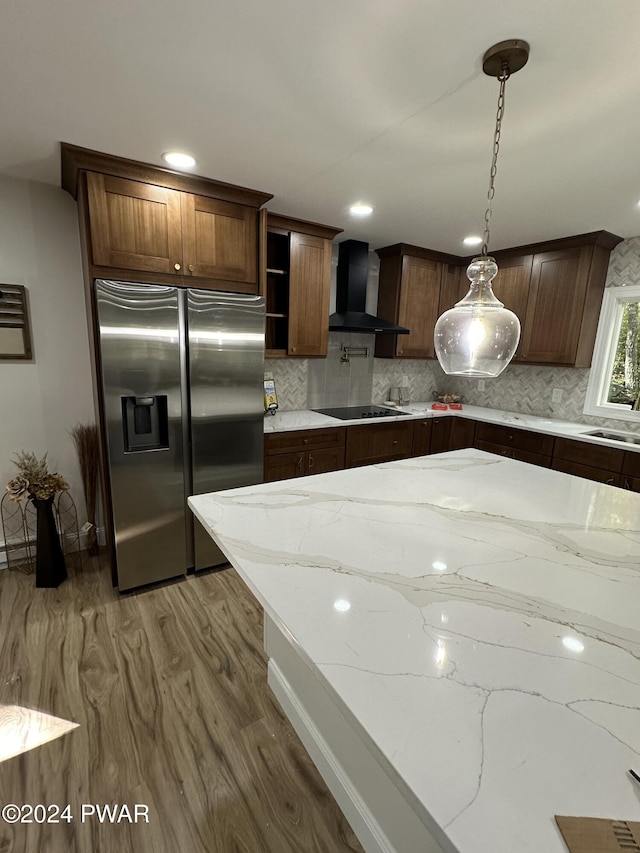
[{"left": 434, "top": 39, "right": 529, "bottom": 378}]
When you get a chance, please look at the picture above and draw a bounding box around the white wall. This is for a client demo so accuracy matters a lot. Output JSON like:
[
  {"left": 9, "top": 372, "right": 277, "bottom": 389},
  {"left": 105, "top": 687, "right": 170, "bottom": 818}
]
[{"left": 0, "top": 176, "right": 94, "bottom": 528}]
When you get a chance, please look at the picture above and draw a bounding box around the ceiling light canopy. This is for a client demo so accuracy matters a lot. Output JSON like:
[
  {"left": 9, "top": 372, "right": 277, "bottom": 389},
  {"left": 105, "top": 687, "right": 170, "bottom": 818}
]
[
  {"left": 435, "top": 40, "right": 529, "bottom": 378},
  {"left": 162, "top": 151, "right": 196, "bottom": 169},
  {"left": 349, "top": 203, "right": 373, "bottom": 216}
]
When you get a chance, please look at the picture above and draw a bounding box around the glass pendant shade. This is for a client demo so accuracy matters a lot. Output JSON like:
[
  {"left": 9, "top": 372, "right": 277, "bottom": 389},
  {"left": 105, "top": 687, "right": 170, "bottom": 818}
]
[{"left": 434, "top": 256, "right": 520, "bottom": 377}]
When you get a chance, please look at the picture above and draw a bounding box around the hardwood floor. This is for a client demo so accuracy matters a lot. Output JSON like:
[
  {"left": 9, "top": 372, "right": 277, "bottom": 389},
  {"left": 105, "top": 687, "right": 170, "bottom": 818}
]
[{"left": 0, "top": 557, "right": 363, "bottom": 853}]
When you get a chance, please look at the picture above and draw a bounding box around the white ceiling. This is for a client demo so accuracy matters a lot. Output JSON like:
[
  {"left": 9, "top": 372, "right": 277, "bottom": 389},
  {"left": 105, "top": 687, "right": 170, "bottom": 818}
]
[{"left": 2, "top": 0, "right": 640, "bottom": 254}]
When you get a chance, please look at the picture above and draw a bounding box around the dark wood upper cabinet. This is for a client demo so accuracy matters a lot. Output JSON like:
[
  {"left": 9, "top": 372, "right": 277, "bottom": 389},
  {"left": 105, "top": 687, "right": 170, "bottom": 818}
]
[
  {"left": 264, "top": 213, "right": 342, "bottom": 358},
  {"left": 180, "top": 193, "right": 257, "bottom": 283},
  {"left": 374, "top": 232, "right": 621, "bottom": 367},
  {"left": 288, "top": 231, "right": 332, "bottom": 356},
  {"left": 519, "top": 246, "right": 594, "bottom": 365},
  {"left": 490, "top": 254, "right": 533, "bottom": 361},
  {"left": 375, "top": 245, "right": 459, "bottom": 359},
  {"left": 63, "top": 143, "right": 272, "bottom": 292},
  {"left": 87, "top": 173, "right": 183, "bottom": 275}
]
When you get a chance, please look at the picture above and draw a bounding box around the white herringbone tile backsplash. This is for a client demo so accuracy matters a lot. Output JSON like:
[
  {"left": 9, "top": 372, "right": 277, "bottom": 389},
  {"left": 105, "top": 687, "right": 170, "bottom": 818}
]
[{"left": 264, "top": 358, "right": 308, "bottom": 410}]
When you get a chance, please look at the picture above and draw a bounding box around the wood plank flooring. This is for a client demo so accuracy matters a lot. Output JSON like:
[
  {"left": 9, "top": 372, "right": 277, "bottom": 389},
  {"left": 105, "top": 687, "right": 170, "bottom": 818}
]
[{"left": 0, "top": 558, "right": 363, "bottom": 853}]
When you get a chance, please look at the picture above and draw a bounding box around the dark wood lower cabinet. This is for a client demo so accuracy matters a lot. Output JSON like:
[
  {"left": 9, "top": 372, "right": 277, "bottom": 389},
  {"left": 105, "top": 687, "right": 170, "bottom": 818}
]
[
  {"left": 623, "top": 476, "right": 640, "bottom": 493},
  {"left": 553, "top": 437, "right": 623, "bottom": 474},
  {"left": 551, "top": 458, "right": 620, "bottom": 486},
  {"left": 449, "top": 417, "right": 476, "bottom": 451},
  {"left": 264, "top": 417, "right": 640, "bottom": 492},
  {"left": 345, "top": 422, "right": 414, "bottom": 468},
  {"left": 264, "top": 427, "right": 346, "bottom": 483},
  {"left": 473, "top": 422, "right": 553, "bottom": 468},
  {"left": 411, "top": 419, "right": 432, "bottom": 456},
  {"left": 264, "top": 452, "right": 305, "bottom": 482},
  {"left": 475, "top": 422, "right": 555, "bottom": 457},
  {"left": 622, "top": 450, "right": 640, "bottom": 491},
  {"left": 429, "top": 418, "right": 451, "bottom": 454},
  {"left": 476, "top": 440, "right": 552, "bottom": 468}
]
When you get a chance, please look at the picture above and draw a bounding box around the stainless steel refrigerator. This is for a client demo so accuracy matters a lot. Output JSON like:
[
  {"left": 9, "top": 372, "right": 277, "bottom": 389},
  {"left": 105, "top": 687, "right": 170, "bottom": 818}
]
[{"left": 94, "top": 280, "right": 265, "bottom": 591}]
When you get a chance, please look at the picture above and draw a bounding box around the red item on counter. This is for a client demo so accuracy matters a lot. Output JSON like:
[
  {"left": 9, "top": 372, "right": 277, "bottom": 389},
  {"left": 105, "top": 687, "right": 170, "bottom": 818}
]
[
  {"left": 431, "top": 402, "right": 448, "bottom": 411},
  {"left": 449, "top": 402, "right": 463, "bottom": 410}
]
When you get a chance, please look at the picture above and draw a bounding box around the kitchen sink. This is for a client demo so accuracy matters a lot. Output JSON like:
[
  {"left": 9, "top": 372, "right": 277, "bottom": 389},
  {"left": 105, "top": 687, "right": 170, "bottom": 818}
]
[{"left": 582, "top": 429, "right": 640, "bottom": 446}]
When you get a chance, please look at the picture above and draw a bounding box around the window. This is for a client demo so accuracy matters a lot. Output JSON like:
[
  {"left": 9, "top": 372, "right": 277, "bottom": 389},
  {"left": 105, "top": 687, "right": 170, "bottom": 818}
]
[{"left": 583, "top": 284, "right": 640, "bottom": 422}]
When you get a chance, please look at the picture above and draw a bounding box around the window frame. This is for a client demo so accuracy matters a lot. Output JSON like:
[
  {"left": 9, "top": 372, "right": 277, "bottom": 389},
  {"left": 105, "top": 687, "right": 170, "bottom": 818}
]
[{"left": 583, "top": 284, "right": 640, "bottom": 422}]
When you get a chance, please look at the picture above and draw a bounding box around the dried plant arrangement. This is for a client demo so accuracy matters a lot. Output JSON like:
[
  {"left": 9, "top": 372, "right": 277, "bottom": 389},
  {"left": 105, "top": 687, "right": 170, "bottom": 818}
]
[
  {"left": 69, "top": 423, "right": 100, "bottom": 556},
  {"left": 5, "top": 451, "right": 69, "bottom": 502}
]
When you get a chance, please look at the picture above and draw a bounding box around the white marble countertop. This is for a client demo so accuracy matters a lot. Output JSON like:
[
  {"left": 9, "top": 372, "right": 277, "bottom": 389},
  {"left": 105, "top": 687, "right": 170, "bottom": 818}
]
[
  {"left": 189, "top": 450, "right": 640, "bottom": 852},
  {"left": 263, "top": 403, "right": 640, "bottom": 454}
]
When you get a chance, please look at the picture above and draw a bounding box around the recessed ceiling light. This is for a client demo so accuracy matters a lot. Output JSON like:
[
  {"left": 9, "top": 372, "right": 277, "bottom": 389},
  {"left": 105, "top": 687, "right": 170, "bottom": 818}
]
[
  {"left": 463, "top": 235, "right": 483, "bottom": 246},
  {"left": 349, "top": 203, "right": 373, "bottom": 217},
  {"left": 333, "top": 599, "right": 351, "bottom": 612},
  {"left": 162, "top": 151, "right": 196, "bottom": 169}
]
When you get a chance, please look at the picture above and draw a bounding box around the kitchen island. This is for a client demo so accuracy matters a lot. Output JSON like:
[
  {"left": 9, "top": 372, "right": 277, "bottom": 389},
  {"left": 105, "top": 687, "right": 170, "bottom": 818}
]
[{"left": 189, "top": 449, "right": 640, "bottom": 853}]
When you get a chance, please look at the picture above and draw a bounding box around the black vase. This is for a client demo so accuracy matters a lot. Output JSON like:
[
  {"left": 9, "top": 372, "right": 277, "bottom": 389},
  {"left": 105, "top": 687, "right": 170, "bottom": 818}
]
[{"left": 32, "top": 497, "right": 67, "bottom": 588}]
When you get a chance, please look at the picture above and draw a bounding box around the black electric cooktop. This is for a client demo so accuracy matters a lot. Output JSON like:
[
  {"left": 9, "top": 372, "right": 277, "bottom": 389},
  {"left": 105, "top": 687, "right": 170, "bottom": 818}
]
[{"left": 312, "top": 405, "right": 410, "bottom": 420}]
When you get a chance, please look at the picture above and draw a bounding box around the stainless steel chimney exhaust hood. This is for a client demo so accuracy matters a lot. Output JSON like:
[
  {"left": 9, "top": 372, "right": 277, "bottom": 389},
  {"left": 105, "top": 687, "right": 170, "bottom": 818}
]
[{"left": 329, "top": 240, "right": 409, "bottom": 334}]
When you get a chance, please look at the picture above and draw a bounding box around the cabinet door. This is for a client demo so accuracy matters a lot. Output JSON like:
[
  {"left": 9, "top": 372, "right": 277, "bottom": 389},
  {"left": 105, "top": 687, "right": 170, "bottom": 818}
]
[
  {"left": 307, "top": 447, "right": 345, "bottom": 475},
  {"left": 437, "top": 264, "right": 465, "bottom": 315},
  {"left": 288, "top": 232, "right": 332, "bottom": 356},
  {"left": 429, "top": 418, "right": 452, "bottom": 454},
  {"left": 345, "top": 422, "right": 414, "bottom": 468},
  {"left": 491, "top": 255, "right": 532, "bottom": 361},
  {"left": 396, "top": 257, "right": 442, "bottom": 358},
  {"left": 411, "top": 419, "right": 433, "bottom": 456},
  {"left": 449, "top": 417, "right": 476, "bottom": 450},
  {"left": 520, "top": 246, "right": 593, "bottom": 364},
  {"left": 264, "top": 452, "right": 304, "bottom": 482},
  {"left": 181, "top": 194, "right": 257, "bottom": 284},
  {"left": 622, "top": 451, "right": 640, "bottom": 480},
  {"left": 87, "top": 173, "right": 183, "bottom": 274}
]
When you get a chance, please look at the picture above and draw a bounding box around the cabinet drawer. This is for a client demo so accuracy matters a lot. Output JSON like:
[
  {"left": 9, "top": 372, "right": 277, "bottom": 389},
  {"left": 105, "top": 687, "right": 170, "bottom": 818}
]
[
  {"left": 622, "top": 451, "right": 640, "bottom": 479},
  {"left": 551, "top": 458, "right": 621, "bottom": 486},
  {"left": 346, "top": 422, "right": 414, "bottom": 468},
  {"left": 475, "top": 422, "right": 554, "bottom": 456},
  {"left": 475, "top": 440, "right": 551, "bottom": 468},
  {"left": 553, "top": 437, "right": 624, "bottom": 473},
  {"left": 264, "top": 427, "right": 346, "bottom": 456}
]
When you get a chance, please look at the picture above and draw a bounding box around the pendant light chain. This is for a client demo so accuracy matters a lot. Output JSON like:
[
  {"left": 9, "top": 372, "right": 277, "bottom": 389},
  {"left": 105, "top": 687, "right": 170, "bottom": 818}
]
[{"left": 481, "top": 63, "right": 510, "bottom": 257}]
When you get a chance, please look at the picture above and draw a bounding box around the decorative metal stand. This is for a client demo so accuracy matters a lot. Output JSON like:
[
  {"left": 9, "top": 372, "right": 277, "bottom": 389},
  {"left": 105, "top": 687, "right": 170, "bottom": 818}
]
[
  {"left": 55, "top": 491, "right": 83, "bottom": 573},
  {"left": 1, "top": 493, "right": 35, "bottom": 573},
  {"left": 1, "top": 491, "right": 83, "bottom": 577}
]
